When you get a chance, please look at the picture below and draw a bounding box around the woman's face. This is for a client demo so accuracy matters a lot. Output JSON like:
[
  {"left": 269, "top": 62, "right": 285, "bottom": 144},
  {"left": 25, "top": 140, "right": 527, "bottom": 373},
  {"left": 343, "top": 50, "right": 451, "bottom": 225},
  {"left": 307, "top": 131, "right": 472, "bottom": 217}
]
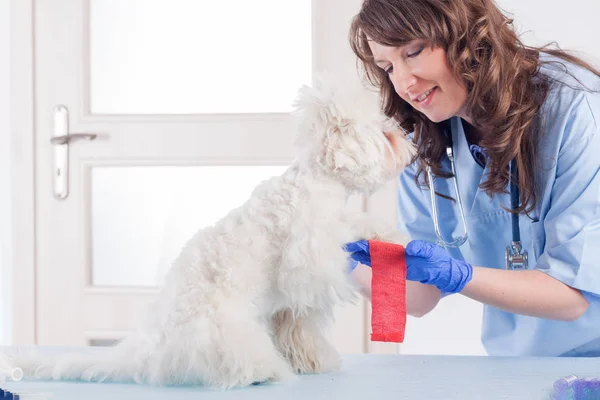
[{"left": 368, "top": 39, "right": 469, "bottom": 124}]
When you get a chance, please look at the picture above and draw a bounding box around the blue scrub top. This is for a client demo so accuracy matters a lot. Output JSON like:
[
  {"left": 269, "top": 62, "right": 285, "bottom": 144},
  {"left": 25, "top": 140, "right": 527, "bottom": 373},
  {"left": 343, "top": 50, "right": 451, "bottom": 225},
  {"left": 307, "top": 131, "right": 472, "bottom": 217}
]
[{"left": 396, "top": 53, "right": 600, "bottom": 357}]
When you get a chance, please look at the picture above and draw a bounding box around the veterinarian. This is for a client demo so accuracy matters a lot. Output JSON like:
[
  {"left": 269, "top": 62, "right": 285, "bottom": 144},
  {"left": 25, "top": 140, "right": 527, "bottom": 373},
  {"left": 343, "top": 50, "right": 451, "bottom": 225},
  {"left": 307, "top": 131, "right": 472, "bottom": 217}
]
[{"left": 344, "top": 0, "right": 600, "bottom": 357}]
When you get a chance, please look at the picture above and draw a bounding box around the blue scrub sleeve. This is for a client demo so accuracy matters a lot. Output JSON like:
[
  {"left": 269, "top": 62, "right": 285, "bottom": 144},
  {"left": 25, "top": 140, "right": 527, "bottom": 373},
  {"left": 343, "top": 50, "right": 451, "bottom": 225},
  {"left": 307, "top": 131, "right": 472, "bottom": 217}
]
[{"left": 534, "top": 93, "right": 600, "bottom": 297}]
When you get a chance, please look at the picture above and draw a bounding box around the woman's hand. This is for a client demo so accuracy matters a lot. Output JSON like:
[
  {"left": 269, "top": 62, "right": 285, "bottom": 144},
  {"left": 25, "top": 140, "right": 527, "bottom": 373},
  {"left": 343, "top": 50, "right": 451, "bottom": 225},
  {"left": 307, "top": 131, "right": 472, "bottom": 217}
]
[
  {"left": 404, "top": 240, "right": 473, "bottom": 294},
  {"left": 345, "top": 239, "right": 473, "bottom": 295}
]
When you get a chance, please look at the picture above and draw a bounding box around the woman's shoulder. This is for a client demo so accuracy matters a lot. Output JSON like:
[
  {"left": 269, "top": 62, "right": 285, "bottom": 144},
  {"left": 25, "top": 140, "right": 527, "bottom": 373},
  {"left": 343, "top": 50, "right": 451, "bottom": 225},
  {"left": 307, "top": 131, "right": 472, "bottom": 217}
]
[
  {"left": 538, "top": 52, "right": 600, "bottom": 94},
  {"left": 537, "top": 53, "right": 600, "bottom": 147}
]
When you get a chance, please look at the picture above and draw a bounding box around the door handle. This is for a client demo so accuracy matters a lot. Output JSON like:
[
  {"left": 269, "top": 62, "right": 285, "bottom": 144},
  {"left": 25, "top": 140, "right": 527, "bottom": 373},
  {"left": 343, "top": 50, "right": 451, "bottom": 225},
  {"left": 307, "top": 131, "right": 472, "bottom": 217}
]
[
  {"left": 51, "top": 133, "right": 97, "bottom": 145},
  {"left": 51, "top": 105, "right": 97, "bottom": 200}
]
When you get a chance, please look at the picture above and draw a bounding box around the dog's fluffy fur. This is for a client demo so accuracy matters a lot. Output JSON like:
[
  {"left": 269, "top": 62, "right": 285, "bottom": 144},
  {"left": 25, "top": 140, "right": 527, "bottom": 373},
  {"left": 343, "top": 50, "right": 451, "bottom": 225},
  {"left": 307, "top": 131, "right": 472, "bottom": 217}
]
[{"left": 1, "top": 76, "right": 415, "bottom": 389}]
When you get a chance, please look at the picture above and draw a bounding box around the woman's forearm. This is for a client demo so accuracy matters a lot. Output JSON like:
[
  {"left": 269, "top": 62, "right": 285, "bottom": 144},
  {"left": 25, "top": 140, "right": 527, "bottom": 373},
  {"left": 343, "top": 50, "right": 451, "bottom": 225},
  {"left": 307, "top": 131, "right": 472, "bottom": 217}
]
[
  {"left": 405, "top": 281, "right": 442, "bottom": 317},
  {"left": 460, "top": 266, "right": 589, "bottom": 321},
  {"left": 351, "top": 264, "right": 441, "bottom": 317}
]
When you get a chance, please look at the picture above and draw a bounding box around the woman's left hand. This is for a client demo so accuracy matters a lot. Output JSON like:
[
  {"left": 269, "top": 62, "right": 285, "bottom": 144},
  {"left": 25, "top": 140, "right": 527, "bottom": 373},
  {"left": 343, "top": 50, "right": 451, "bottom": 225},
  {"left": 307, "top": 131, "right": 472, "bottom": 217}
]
[
  {"left": 344, "top": 239, "right": 473, "bottom": 294},
  {"left": 405, "top": 240, "right": 473, "bottom": 294}
]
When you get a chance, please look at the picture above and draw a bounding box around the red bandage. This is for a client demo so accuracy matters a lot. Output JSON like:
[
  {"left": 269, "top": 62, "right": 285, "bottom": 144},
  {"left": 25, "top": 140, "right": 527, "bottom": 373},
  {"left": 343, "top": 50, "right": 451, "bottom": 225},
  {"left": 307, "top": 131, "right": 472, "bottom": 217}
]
[{"left": 369, "top": 240, "right": 407, "bottom": 343}]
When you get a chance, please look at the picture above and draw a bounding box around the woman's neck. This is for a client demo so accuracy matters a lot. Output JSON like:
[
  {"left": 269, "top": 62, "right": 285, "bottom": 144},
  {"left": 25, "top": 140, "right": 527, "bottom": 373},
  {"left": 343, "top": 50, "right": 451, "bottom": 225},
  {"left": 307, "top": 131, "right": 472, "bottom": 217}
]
[
  {"left": 461, "top": 118, "right": 487, "bottom": 145},
  {"left": 455, "top": 108, "right": 488, "bottom": 145}
]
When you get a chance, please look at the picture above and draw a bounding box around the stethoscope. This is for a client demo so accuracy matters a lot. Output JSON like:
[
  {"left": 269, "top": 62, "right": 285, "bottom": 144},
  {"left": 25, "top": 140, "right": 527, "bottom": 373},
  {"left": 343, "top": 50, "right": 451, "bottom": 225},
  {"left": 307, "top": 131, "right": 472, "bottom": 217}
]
[{"left": 425, "top": 122, "right": 528, "bottom": 270}]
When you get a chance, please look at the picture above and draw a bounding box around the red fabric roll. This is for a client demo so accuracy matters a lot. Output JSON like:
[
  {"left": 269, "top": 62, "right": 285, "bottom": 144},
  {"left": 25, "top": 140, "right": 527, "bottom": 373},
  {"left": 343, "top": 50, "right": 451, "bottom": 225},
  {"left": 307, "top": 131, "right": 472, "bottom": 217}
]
[{"left": 369, "top": 240, "right": 407, "bottom": 343}]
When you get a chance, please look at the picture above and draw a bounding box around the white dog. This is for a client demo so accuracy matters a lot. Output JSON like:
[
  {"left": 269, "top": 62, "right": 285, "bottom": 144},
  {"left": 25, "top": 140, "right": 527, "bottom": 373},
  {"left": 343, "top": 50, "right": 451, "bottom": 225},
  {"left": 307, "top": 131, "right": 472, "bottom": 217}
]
[{"left": 1, "top": 76, "right": 415, "bottom": 389}]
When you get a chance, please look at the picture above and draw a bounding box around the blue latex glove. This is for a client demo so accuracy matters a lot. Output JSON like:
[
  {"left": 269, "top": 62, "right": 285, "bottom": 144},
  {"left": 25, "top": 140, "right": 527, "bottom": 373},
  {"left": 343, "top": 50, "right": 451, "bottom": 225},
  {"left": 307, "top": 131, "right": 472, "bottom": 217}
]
[
  {"left": 348, "top": 258, "right": 360, "bottom": 272},
  {"left": 404, "top": 240, "right": 473, "bottom": 294},
  {"left": 344, "top": 240, "right": 372, "bottom": 269},
  {"left": 343, "top": 239, "right": 473, "bottom": 294}
]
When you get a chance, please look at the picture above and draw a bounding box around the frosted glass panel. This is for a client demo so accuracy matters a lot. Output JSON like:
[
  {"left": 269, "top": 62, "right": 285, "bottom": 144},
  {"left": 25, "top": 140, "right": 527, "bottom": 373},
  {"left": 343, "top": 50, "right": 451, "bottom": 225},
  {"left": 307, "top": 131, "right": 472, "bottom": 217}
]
[
  {"left": 90, "top": 166, "right": 287, "bottom": 287},
  {"left": 89, "top": 0, "right": 312, "bottom": 114}
]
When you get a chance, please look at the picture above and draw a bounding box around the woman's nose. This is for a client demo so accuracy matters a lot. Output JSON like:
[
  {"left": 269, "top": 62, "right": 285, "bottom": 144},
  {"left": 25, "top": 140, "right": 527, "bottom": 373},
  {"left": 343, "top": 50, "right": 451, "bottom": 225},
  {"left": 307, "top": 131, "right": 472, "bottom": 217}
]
[{"left": 391, "top": 66, "right": 417, "bottom": 97}]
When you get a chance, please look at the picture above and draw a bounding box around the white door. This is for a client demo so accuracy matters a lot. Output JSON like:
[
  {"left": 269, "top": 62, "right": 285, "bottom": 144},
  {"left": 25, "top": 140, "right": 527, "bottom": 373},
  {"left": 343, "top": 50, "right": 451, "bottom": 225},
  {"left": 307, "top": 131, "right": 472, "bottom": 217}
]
[{"left": 27, "top": 0, "right": 370, "bottom": 351}]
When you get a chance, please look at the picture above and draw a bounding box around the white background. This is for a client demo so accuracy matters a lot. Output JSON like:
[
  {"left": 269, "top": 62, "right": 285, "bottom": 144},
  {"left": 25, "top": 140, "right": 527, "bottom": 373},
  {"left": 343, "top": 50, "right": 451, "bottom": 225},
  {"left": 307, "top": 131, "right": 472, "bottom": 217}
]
[{"left": 1, "top": 0, "right": 600, "bottom": 348}]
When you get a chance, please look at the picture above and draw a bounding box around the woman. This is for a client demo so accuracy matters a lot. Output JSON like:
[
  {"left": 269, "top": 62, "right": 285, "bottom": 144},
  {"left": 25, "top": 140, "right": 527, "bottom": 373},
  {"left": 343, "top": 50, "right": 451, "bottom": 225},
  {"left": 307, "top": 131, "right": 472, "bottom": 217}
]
[{"left": 344, "top": 0, "right": 600, "bottom": 357}]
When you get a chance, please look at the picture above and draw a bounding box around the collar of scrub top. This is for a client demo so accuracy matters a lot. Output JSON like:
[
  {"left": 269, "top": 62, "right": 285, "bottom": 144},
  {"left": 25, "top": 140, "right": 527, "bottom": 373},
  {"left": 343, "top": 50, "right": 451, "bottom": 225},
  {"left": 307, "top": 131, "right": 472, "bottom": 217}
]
[{"left": 459, "top": 119, "right": 489, "bottom": 169}]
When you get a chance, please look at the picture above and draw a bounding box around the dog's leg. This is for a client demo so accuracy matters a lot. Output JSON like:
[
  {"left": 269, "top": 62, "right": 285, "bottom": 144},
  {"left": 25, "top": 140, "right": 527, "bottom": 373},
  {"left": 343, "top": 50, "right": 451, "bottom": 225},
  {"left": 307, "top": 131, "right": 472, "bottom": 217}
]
[
  {"left": 272, "top": 308, "right": 341, "bottom": 375},
  {"left": 371, "top": 230, "right": 411, "bottom": 246},
  {"left": 192, "top": 303, "right": 296, "bottom": 389},
  {"left": 344, "top": 211, "right": 410, "bottom": 245}
]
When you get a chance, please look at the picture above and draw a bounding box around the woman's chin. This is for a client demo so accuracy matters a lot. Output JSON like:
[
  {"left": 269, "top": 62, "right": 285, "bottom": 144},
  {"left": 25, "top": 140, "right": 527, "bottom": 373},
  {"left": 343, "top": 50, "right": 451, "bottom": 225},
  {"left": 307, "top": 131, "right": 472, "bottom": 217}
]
[{"left": 422, "top": 111, "right": 451, "bottom": 123}]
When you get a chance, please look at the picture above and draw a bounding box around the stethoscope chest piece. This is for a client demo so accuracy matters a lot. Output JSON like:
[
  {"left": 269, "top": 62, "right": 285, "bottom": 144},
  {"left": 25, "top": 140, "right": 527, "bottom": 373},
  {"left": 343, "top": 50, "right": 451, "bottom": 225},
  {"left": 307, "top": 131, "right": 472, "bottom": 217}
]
[{"left": 505, "top": 241, "right": 528, "bottom": 270}]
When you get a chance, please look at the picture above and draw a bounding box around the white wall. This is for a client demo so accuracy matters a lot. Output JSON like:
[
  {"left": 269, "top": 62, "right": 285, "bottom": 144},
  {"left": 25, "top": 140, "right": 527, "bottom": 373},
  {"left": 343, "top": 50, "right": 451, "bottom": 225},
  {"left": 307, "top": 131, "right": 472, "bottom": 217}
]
[
  {"left": 496, "top": 0, "right": 600, "bottom": 66},
  {"left": 0, "top": 0, "right": 11, "bottom": 345}
]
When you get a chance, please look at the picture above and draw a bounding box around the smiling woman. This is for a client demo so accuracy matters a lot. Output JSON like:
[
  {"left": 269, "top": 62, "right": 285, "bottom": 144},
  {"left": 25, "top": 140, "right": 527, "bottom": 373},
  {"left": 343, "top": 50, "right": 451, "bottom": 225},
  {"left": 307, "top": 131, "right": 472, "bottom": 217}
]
[
  {"left": 345, "top": 0, "right": 600, "bottom": 358},
  {"left": 368, "top": 39, "right": 468, "bottom": 124}
]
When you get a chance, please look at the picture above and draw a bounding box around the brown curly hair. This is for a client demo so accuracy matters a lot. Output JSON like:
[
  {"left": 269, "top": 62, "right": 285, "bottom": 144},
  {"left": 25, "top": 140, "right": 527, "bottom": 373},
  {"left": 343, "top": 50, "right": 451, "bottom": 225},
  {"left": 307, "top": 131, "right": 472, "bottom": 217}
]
[{"left": 349, "top": 0, "right": 600, "bottom": 215}]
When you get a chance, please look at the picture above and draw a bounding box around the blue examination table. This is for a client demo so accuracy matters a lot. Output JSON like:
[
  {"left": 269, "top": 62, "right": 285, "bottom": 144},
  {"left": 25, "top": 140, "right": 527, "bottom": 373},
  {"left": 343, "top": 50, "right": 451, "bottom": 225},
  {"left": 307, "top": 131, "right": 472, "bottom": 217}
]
[{"left": 1, "top": 349, "right": 599, "bottom": 399}]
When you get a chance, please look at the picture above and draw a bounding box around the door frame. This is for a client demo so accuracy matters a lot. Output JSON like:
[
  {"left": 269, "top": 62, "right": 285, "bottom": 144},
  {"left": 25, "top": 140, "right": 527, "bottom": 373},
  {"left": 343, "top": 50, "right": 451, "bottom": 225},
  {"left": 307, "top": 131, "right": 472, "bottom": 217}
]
[{"left": 9, "top": 0, "right": 36, "bottom": 344}]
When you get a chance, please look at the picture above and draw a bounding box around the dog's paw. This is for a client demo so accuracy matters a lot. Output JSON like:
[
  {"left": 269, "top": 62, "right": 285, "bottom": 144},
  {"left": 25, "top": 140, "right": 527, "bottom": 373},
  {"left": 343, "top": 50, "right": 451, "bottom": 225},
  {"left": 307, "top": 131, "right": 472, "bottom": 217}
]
[
  {"left": 227, "top": 359, "right": 297, "bottom": 388},
  {"left": 288, "top": 345, "right": 341, "bottom": 375},
  {"left": 204, "top": 345, "right": 297, "bottom": 389},
  {"left": 256, "top": 362, "right": 297, "bottom": 385}
]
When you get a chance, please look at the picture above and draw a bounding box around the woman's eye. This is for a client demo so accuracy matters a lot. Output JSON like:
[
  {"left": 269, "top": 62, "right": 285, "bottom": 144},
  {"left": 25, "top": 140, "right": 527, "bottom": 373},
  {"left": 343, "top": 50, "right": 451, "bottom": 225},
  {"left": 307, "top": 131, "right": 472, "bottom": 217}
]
[{"left": 407, "top": 47, "right": 424, "bottom": 58}]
